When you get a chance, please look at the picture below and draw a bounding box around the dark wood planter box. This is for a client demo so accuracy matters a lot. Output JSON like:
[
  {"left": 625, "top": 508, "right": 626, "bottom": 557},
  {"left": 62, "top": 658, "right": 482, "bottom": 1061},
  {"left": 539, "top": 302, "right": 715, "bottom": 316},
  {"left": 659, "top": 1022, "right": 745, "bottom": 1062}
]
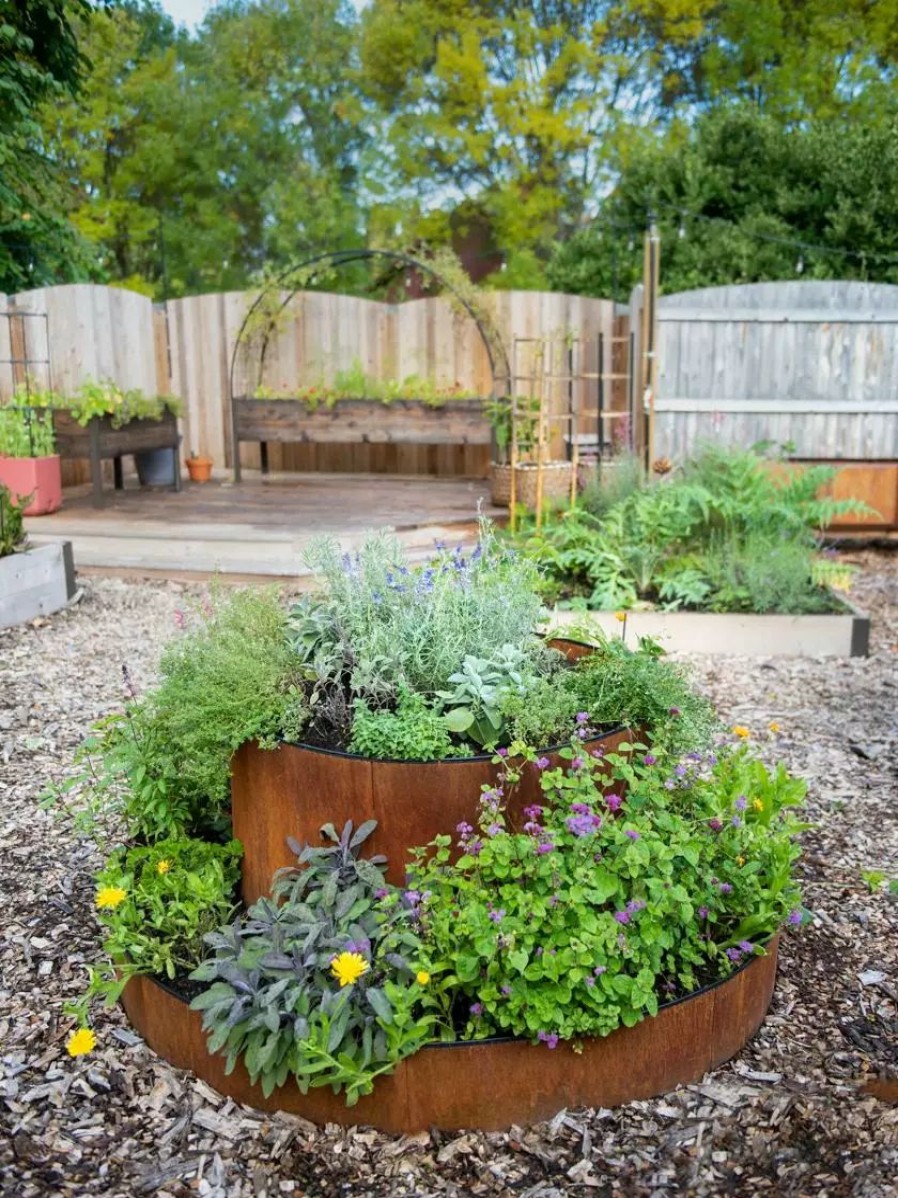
[
  {"left": 52, "top": 409, "right": 180, "bottom": 507},
  {"left": 121, "top": 936, "right": 779, "bottom": 1133},
  {"left": 232, "top": 397, "right": 489, "bottom": 481}
]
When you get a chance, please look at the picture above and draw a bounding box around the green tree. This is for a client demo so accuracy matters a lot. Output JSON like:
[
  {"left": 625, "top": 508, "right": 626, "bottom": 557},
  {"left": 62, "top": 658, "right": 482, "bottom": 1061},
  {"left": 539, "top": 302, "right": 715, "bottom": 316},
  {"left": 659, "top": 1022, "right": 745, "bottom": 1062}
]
[
  {"left": 547, "top": 108, "right": 898, "bottom": 297},
  {"left": 0, "top": 0, "right": 100, "bottom": 291},
  {"left": 42, "top": 0, "right": 367, "bottom": 297}
]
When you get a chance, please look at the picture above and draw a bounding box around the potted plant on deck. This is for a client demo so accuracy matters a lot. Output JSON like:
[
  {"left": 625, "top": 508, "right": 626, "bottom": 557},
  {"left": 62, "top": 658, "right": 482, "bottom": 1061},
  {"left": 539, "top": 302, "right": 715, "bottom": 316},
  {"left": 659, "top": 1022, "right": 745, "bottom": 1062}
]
[
  {"left": 0, "top": 398, "right": 63, "bottom": 515},
  {"left": 185, "top": 450, "right": 214, "bottom": 483}
]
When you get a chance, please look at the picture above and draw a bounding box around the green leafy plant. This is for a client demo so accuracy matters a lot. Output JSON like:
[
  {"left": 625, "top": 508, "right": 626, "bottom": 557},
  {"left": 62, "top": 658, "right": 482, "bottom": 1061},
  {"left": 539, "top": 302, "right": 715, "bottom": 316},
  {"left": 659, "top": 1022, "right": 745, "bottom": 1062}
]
[
  {"left": 289, "top": 526, "right": 545, "bottom": 748},
  {"left": 437, "top": 643, "right": 531, "bottom": 748},
  {"left": 191, "top": 821, "right": 439, "bottom": 1104},
  {"left": 0, "top": 405, "right": 56, "bottom": 457},
  {"left": 0, "top": 484, "right": 27, "bottom": 558},
  {"left": 253, "top": 361, "right": 482, "bottom": 408},
  {"left": 410, "top": 740, "right": 806, "bottom": 1045},
  {"left": 31, "top": 380, "right": 182, "bottom": 428},
  {"left": 67, "top": 836, "right": 243, "bottom": 1024},
  {"left": 348, "top": 687, "right": 456, "bottom": 760},
  {"left": 56, "top": 587, "right": 309, "bottom": 841}
]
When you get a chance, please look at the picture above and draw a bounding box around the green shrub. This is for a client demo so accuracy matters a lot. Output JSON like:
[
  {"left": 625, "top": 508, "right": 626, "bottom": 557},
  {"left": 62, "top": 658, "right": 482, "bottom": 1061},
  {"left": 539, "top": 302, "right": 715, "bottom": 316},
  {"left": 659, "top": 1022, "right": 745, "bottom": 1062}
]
[
  {"left": 67, "top": 836, "right": 242, "bottom": 1024},
  {"left": 348, "top": 688, "right": 456, "bottom": 760},
  {"left": 0, "top": 484, "right": 27, "bottom": 558},
  {"left": 0, "top": 405, "right": 55, "bottom": 457},
  {"left": 191, "top": 821, "right": 438, "bottom": 1104},
  {"left": 410, "top": 741, "right": 805, "bottom": 1044}
]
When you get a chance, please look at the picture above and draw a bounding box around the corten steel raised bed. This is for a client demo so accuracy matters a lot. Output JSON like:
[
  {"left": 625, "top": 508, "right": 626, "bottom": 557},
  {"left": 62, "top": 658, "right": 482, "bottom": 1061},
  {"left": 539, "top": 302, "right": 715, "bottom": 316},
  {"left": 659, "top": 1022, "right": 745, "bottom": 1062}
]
[
  {"left": 232, "top": 397, "right": 489, "bottom": 480},
  {"left": 232, "top": 637, "right": 630, "bottom": 901},
  {"left": 52, "top": 409, "right": 180, "bottom": 507},
  {"left": 120, "top": 936, "right": 779, "bottom": 1133}
]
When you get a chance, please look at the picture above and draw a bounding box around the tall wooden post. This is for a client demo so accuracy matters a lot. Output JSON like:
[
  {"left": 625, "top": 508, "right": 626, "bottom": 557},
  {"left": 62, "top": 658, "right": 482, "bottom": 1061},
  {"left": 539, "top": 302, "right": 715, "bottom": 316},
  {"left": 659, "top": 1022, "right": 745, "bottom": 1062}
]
[{"left": 641, "top": 222, "right": 660, "bottom": 470}]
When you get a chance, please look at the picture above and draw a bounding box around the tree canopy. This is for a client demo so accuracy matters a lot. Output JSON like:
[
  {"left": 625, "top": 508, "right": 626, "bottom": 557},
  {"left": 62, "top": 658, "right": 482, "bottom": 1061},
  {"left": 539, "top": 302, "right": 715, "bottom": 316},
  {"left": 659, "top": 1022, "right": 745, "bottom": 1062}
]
[{"left": 1, "top": 0, "right": 897, "bottom": 296}]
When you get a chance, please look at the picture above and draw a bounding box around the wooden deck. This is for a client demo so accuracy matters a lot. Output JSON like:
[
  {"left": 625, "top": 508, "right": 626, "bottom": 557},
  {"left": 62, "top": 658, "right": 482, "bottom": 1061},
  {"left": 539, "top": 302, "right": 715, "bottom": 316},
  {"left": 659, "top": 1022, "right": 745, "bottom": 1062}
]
[{"left": 24, "top": 473, "right": 500, "bottom": 578}]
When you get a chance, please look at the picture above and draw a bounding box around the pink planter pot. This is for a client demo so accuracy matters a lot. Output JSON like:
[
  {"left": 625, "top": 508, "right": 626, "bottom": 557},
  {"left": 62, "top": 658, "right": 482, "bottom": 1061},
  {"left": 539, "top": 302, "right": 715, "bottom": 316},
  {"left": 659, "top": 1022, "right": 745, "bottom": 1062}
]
[{"left": 0, "top": 455, "right": 63, "bottom": 515}]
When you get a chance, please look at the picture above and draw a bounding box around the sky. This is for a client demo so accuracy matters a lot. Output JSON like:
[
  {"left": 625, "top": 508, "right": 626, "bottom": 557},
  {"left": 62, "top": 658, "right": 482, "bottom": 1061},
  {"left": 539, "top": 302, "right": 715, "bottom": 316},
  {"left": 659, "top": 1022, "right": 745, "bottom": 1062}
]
[{"left": 157, "top": 0, "right": 215, "bottom": 29}]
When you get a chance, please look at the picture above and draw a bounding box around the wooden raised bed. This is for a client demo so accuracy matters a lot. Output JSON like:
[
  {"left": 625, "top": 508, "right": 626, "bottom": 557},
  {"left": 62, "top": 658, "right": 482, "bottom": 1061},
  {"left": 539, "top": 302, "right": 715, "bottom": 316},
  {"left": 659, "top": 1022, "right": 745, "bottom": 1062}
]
[
  {"left": 52, "top": 409, "right": 180, "bottom": 508},
  {"left": 232, "top": 397, "right": 489, "bottom": 481},
  {"left": 121, "top": 936, "right": 779, "bottom": 1133},
  {"left": 0, "top": 540, "right": 76, "bottom": 629},
  {"left": 548, "top": 605, "right": 870, "bottom": 658}
]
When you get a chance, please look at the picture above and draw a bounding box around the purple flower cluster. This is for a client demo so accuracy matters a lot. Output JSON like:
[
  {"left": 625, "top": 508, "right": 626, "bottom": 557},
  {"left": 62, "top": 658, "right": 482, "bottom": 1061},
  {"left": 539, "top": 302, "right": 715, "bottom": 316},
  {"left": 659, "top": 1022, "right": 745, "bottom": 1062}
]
[
  {"left": 488, "top": 907, "right": 506, "bottom": 924},
  {"left": 788, "top": 909, "right": 803, "bottom": 927},
  {"left": 537, "top": 1031, "right": 559, "bottom": 1049},
  {"left": 565, "top": 803, "right": 602, "bottom": 838},
  {"left": 605, "top": 793, "right": 623, "bottom": 813}
]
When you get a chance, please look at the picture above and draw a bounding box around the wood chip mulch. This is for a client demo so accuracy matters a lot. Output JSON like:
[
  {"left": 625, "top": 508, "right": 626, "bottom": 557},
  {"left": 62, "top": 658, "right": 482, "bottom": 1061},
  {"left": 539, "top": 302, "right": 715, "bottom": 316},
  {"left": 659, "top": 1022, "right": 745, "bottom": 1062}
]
[{"left": 1, "top": 555, "right": 897, "bottom": 1198}]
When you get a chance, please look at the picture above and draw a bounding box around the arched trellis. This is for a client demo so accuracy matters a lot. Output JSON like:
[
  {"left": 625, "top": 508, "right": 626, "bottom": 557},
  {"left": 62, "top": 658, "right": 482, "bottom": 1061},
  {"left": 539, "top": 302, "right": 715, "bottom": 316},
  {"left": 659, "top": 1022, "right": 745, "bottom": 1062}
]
[{"left": 228, "top": 248, "right": 511, "bottom": 481}]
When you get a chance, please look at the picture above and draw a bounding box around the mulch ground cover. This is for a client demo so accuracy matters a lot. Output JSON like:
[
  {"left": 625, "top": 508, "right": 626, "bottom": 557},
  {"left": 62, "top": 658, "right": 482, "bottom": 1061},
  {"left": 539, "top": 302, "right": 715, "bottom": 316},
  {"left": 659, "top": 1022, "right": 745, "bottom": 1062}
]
[{"left": 1, "top": 553, "right": 896, "bottom": 1198}]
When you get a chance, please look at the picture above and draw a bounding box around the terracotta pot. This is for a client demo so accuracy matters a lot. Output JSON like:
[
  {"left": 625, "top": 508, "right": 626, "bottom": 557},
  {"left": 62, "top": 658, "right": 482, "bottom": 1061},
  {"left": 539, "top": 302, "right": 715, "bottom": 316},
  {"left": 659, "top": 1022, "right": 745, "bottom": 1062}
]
[
  {"left": 121, "top": 936, "right": 779, "bottom": 1133},
  {"left": 0, "top": 454, "right": 62, "bottom": 515},
  {"left": 185, "top": 456, "right": 214, "bottom": 483}
]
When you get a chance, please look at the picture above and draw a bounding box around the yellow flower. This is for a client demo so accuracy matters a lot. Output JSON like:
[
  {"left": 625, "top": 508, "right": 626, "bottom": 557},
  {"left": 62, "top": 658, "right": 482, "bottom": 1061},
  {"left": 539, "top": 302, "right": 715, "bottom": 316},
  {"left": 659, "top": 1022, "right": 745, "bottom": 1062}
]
[
  {"left": 416, "top": 970, "right": 431, "bottom": 986},
  {"left": 737, "top": 856, "right": 745, "bottom": 866},
  {"left": 768, "top": 722, "right": 781, "bottom": 734},
  {"left": 66, "top": 1028, "right": 96, "bottom": 1057},
  {"left": 732, "top": 726, "right": 751, "bottom": 740},
  {"left": 95, "top": 886, "right": 127, "bottom": 910},
  {"left": 330, "top": 951, "right": 370, "bottom": 988},
  {"left": 156, "top": 860, "right": 172, "bottom": 875},
  {"left": 753, "top": 799, "right": 763, "bottom": 812},
  {"left": 614, "top": 611, "right": 627, "bottom": 623}
]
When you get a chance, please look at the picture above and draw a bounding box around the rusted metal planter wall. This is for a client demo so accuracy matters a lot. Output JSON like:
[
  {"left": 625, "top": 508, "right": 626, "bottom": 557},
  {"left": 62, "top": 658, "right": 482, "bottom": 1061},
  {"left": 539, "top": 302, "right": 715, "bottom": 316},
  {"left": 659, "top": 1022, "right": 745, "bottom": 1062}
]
[
  {"left": 232, "top": 725, "right": 632, "bottom": 901},
  {"left": 121, "top": 938, "right": 779, "bottom": 1134}
]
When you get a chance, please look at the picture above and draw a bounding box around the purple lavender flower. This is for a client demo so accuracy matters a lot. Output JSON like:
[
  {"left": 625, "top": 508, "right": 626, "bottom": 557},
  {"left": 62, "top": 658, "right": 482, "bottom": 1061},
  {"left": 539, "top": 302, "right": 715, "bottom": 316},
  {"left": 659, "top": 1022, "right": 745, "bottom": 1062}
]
[
  {"left": 593, "top": 965, "right": 607, "bottom": 976},
  {"left": 374, "top": 887, "right": 389, "bottom": 900},
  {"left": 488, "top": 908, "right": 506, "bottom": 924},
  {"left": 725, "top": 947, "right": 743, "bottom": 963},
  {"left": 537, "top": 1031, "right": 559, "bottom": 1049},
  {"left": 523, "top": 804, "right": 543, "bottom": 820},
  {"left": 614, "top": 910, "right": 630, "bottom": 925},
  {"left": 738, "top": 940, "right": 755, "bottom": 953},
  {"left": 644, "top": 753, "right": 657, "bottom": 766},
  {"left": 591, "top": 748, "right": 604, "bottom": 760},
  {"left": 735, "top": 795, "right": 748, "bottom": 811},
  {"left": 523, "top": 821, "right": 544, "bottom": 836},
  {"left": 470, "top": 1002, "right": 483, "bottom": 1016},
  {"left": 585, "top": 976, "right": 595, "bottom": 987},
  {"left": 626, "top": 899, "right": 646, "bottom": 914},
  {"left": 698, "top": 906, "right": 709, "bottom": 919},
  {"left": 708, "top": 818, "right": 723, "bottom": 832},
  {"left": 669, "top": 706, "right": 681, "bottom": 716},
  {"left": 487, "top": 822, "right": 502, "bottom": 837},
  {"left": 402, "top": 889, "right": 421, "bottom": 907},
  {"left": 536, "top": 841, "right": 555, "bottom": 854},
  {"left": 788, "top": 909, "right": 803, "bottom": 926},
  {"left": 456, "top": 821, "right": 473, "bottom": 839},
  {"left": 576, "top": 711, "right": 589, "bottom": 725},
  {"left": 571, "top": 756, "right": 585, "bottom": 770},
  {"left": 719, "top": 882, "right": 733, "bottom": 894},
  {"left": 496, "top": 747, "right": 508, "bottom": 758},
  {"left": 535, "top": 756, "right": 551, "bottom": 770},
  {"left": 731, "top": 815, "right": 741, "bottom": 828},
  {"left": 605, "top": 793, "right": 622, "bottom": 812},
  {"left": 675, "top": 763, "right": 687, "bottom": 777},
  {"left": 501, "top": 985, "right": 511, "bottom": 996},
  {"left": 624, "top": 829, "right": 640, "bottom": 841},
  {"left": 664, "top": 780, "right": 676, "bottom": 790},
  {"left": 467, "top": 840, "right": 483, "bottom": 857}
]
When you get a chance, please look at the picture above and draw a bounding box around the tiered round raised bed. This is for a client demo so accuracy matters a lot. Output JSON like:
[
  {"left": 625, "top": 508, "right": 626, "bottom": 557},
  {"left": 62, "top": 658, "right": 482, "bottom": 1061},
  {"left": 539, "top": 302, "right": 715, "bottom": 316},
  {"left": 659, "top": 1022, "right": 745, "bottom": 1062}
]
[{"left": 121, "top": 636, "right": 781, "bottom": 1129}]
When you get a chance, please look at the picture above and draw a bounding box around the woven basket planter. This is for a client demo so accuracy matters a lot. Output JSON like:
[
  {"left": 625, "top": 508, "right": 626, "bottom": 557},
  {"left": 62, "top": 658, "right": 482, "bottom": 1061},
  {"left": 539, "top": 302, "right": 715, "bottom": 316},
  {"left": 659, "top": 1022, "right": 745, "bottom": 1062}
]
[{"left": 489, "top": 460, "right": 573, "bottom": 509}]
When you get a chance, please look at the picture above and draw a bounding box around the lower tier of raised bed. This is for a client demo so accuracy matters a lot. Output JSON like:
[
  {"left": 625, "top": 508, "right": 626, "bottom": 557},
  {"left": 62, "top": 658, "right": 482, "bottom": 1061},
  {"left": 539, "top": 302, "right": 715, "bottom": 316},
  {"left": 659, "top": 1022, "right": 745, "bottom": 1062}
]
[{"left": 121, "top": 937, "right": 778, "bottom": 1133}]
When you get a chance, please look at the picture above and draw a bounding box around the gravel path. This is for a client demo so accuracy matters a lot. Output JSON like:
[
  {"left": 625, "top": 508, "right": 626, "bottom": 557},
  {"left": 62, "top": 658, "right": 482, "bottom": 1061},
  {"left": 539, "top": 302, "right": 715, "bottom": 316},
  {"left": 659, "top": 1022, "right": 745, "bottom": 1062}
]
[{"left": 1, "top": 556, "right": 897, "bottom": 1198}]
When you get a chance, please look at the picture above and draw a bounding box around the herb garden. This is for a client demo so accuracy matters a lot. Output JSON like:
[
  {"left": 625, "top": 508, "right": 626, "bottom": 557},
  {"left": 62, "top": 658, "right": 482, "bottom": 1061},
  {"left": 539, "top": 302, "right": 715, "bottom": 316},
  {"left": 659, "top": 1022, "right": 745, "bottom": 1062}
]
[{"left": 50, "top": 521, "right": 811, "bottom": 1131}]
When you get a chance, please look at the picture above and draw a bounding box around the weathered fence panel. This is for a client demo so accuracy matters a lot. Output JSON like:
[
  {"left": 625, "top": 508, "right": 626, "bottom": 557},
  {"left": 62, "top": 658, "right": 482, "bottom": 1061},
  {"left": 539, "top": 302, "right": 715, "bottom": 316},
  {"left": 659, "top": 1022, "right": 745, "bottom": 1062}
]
[{"left": 655, "top": 281, "right": 898, "bottom": 460}]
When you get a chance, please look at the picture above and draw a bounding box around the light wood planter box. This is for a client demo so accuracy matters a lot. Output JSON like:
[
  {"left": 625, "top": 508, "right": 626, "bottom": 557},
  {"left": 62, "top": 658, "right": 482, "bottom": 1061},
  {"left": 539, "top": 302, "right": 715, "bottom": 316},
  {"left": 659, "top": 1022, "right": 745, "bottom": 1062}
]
[
  {"left": 769, "top": 460, "right": 898, "bottom": 531},
  {"left": 232, "top": 397, "right": 489, "bottom": 480},
  {"left": 0, "top": 540, "right": 76, "bottom": 629},
  {"left": 548, "top": 604, "right": 870, "bottom": 657}
]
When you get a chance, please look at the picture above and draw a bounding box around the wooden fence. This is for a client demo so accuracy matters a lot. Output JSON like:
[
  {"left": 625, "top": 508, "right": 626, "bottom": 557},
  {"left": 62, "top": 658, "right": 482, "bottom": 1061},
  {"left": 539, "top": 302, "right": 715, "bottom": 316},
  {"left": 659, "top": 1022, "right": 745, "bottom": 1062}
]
[
  {"left": 0, "top": 283, "right": 615, "bottom": 480},
  {"left": 654, "top": 280, "right": 898, "bottom": 460}
]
